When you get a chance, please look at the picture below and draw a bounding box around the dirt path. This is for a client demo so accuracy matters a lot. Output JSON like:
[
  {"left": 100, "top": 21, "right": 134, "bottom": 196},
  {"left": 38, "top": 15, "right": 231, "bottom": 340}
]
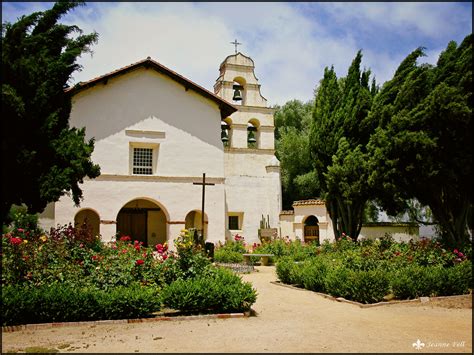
[{"left": 2, "top": 266, "right": 472, "bottom": 353}]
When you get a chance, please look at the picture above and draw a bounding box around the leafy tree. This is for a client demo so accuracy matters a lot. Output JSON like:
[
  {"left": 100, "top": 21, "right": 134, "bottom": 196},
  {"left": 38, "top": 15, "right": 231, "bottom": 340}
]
[
  {"left": 367, "top": 34, "right": 473, "bottom": 247},
  {"left": 310, "top": 51, "right": 378, "bottom": 240},
  {"left": 274, "top": 100, "right": 319, "bottom": 209},
  {"left": 1, "top": 1, "right": 100, "bottom": 227}
]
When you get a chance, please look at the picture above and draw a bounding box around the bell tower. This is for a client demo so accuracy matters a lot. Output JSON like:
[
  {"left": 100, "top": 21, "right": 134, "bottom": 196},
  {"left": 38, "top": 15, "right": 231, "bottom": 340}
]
[
  {"left": 215, "top": 50, "right": 282, "bottom": 243},
  {"left": 214, "top": 53, "right": 268, "bottom": 108}
]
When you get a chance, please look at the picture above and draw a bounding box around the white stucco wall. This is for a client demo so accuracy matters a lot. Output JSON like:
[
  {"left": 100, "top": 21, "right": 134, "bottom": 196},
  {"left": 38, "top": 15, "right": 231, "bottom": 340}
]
[
  {"left": 52, "top": 66, "right": 227, "bottom": 248},
  {"left": 278, "top": 203, "right": 420, "bottom": 244},
  {"left": 359, "top": 225, "right": 420, "bottom": 243},
  {"left": 279, "top": 214, "right": 295, "bottom": 239},
  {"left": 70, "top": 68, "right": 224, "bottom": 177}
]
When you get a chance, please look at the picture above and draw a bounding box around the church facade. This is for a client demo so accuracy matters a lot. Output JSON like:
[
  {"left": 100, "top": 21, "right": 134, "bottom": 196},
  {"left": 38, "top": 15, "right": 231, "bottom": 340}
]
[{"left": 39, "top": 52, "right": 282, "bottom": 248}]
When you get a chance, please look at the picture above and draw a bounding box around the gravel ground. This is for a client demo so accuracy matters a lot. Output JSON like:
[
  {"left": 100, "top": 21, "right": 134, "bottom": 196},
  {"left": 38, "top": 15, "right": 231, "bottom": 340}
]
[{"left": 2, "top": 266, "right": 472, "bottom": 353}]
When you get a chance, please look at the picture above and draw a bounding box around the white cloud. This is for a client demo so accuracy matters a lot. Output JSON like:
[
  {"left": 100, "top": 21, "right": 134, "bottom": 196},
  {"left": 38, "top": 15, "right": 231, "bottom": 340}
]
[
  {"left": 322, "top": 2, "right": 471, "bottom": 40},
  {"left": 3, "top": 2, "right": 472, "bottom": 106}
]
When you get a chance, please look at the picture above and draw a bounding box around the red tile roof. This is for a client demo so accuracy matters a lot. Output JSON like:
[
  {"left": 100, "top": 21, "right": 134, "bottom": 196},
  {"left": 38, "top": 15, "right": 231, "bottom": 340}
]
[
  {"left": 65, "top": 57, "right": 237, "bottom": 119},
  {"left": 292, "top": 199, "right": 326, "bottom": 207}
]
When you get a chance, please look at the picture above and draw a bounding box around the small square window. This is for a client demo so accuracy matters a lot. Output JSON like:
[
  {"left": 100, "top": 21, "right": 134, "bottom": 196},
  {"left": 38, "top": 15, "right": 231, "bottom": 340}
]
[
  {"left": 228, "top": 215, "right": 239, "bottom": 230},
  {"left": 133, "top": 147, "right": 153, "bottom": 175}
]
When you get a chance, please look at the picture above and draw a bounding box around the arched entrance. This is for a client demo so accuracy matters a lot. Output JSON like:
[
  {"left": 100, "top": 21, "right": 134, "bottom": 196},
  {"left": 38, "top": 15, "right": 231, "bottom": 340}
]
[
  {"left": 304, "top": 215, "right": 319, "bottom": 244},
  {"left": 74, "top": 209, "right": 100, "bottom": 238},
  {"left": 116, "top": 198, "right": 167, "bottom": 247},
  {"left": 185, "top": 210, "right": 208, "bottom": 241}
]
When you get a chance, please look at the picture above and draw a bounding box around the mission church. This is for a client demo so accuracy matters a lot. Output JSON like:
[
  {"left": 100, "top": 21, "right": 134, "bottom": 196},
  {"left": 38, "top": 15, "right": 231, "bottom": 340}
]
[
  {"left": 39, "top": 48, "right": 418, "bottom": 247},
  {"left": 39, "top": 49, "right": 285, "bottom": 248}
]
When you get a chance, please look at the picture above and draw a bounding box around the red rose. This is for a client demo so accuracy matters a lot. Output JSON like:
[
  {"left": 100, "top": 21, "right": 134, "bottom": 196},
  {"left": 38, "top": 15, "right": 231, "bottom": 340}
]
[
  {"left": 135, "top": 259, "right": 144, "bottom": 266},
  {"left": 162, "top": 254, "right": 168, "bottom": 261},
  {"left": 10, "top": 237, "right": 23, "bottom": 245}
]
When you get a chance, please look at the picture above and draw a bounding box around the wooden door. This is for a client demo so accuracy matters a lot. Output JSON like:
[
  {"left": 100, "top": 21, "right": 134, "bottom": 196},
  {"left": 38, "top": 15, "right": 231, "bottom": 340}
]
[{"left": 117, "top": 209, "right": 147, "bottom": 245}]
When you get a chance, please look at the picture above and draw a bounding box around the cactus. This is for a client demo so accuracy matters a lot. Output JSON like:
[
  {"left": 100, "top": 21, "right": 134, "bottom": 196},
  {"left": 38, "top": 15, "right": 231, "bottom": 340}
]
[{"left": 259, "top": 214, "right": 271, "bottom": 229}]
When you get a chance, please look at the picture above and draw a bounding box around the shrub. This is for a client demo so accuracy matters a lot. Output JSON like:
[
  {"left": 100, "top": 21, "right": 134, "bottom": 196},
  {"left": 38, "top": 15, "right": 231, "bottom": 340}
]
[
  {"left": 324, "top": 266, "right": 390, "bottom": 303},
  {"left": 2, "top": 283, "right": 160, "bottom": 326},
  {"left": 159, "top": 267, "right": 257, "bottom": 313},
  {"left": 275, "top": 257, "right": 295, "bottom": 284},
  {"left": 442, "top": 261, "right": 473, "bottom": 295},
  {"left": 390, "top": 265, "right": 443, "bottom": 299},
  {"left": 324, "top": 266, "right": 355, "bottom": 300},
  {"left": 350, "top": 269, "right": 390, "bottom": 303},
  {"left": 214, "top": 249, "right": 244, "bottom": 263},
  {"left": 301, "top": 258, "right": 329, "bottom": 293},
  {"left": 4, "top": 205, "right": 42, "bottom": 234},
  {"left": 390, "top": 261, "right": 473, "bottom": 299}
]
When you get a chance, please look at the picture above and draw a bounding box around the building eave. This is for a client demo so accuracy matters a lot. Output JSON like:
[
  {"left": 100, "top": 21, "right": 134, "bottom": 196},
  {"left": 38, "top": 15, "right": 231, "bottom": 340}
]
[{"left": 64, "top": 57, "right": 237, "bottom": 119}]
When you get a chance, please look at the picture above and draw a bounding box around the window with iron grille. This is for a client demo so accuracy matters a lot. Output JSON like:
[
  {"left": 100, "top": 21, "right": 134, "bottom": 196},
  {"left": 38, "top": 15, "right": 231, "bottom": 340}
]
[{"left": 132, "top": 147, "right": 153, "bottom": 175}]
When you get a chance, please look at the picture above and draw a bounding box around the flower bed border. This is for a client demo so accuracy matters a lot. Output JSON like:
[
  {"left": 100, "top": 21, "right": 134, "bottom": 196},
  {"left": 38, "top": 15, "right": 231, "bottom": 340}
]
[
  {"left": 270, "top": 281, "right": 471, "bottom": 308},
  {"left": 2, "top": 311, "right": 252, "bottom": 333}
]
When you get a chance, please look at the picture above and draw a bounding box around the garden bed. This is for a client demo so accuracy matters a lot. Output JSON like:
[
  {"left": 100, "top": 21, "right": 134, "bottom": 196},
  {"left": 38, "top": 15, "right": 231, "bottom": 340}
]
[
  {"left": 270, "top": 280, "right": 472, "bottom": 308},
  {"left": 1, "top": 226, "right": 258, "bottom": 326}
]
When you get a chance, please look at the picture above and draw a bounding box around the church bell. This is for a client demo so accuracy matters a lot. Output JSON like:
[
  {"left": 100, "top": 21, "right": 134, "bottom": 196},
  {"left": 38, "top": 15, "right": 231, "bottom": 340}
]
[
  {"left": 232, "top": 84, "right": 243, "bottom": 101},
  {"left": 221, "top": 129, "right": 229, "bottom": 143},
  {"left": 247, "top": 130, "right": 256, "bottom": 144}
]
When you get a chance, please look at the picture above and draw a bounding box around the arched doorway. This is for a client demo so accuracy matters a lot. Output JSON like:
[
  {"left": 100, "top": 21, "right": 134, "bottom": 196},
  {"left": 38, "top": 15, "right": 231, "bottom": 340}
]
[
  {"left": 74, "top": 209, "right": 100, "bottom": 238},
  {"left": 116, "top": 198, "right": 167, "bottom": 247},
  {"left": 304, "top": 215, "right": 319, "bottom": 244},
  {"left": 185, "top": 210, "right": 208, "bottom": 241}
]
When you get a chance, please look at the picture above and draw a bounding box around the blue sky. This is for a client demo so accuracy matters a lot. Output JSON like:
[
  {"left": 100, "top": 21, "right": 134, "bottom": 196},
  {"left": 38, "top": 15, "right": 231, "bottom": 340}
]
[{"left": 2, "top": 2, "right": 472, "bottom": 106}]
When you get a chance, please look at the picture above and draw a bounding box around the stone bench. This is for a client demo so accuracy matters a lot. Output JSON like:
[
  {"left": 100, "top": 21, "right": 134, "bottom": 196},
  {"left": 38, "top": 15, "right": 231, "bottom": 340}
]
[{"left": 242, "top": 253, "right": 275, "bottom": 266}]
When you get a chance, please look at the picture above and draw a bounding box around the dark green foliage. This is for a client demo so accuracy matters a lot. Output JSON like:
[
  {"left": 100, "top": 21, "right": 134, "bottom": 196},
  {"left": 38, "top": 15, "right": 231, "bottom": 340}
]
[
  {"left": 274, "top": 100, "right": 320, "bottom": 209},
  {"left": 367, "top": 34, "right": 473, "bottom": 247},
  {"left": 159, "top": 267, "right": 257, "bottom": 313},
  {"left": 274, "top": 238, "right": 471, "bottom": 303},
  {"left": 275, "top": 257, "right": 294, "bottom": 284},
  {"left": 301, "top": 258, "right": 329, "bottom": 292},
  {"left": 4, "top": 205, "right": 42, "bottom": 234},
  {"left": 2, "top": 283, "right": 160, "bottom": 326},
  {"left": 390, "top": 261, "right": 473, "bottom": 299},
  {"left": 275, "top": 257, "right": 307, "bottom": 286},
  {"left": 1, "top": 1, "right": 100, "bottom": 226},
  {"left": 254, "top": 238, "right": 317, "bottom": 261},
  {"left": 178, "top": 252, "right": 212, "bottom": 280},
  {"left": 214, "top": 240, "right": 245, "bottom": 263},
  {"left": 214, "top": 249, "right": 244, "bottom": 263},
  {"left": 324, "top": 267, "right": 390, "bottom": 303},
  {"left": 309, "top": 51, "right": 378, "bottom": 240}
]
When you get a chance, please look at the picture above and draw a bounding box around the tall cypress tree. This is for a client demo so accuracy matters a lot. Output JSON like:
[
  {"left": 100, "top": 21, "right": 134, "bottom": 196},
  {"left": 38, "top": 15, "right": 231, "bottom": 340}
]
[
  {"left": 367, "top": 35, "right": 473, "bottom": 247},
  {"left": 310, "top": 51, "right": 377, "bottom": 240},
  {"left": 1, "top": 1, "right": 100, "bottom": 226}
]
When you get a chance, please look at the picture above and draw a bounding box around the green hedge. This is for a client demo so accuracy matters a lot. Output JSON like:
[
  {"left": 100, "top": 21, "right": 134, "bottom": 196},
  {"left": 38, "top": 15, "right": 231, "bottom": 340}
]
[
  {"left": 160, "top": 267, "right": 257, "bottom": 313},
  {"left": 2, "top": 283, "right": 160, "bottom": 326},
  {"left": 276, "top": 258, "right": 472, "bottom": 304},
  {"left": 390, "top": 261, "right": 473, "bottom": 299},
  {"left": 325, "top": 267, "right": 390, "bottom": 303},
  {"left": 214, "top": 249, "right": 244, "bottom": 263}
]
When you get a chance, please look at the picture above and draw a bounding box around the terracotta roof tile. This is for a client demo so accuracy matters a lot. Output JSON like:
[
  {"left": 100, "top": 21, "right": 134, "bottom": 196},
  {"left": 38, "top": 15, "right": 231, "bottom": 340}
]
[
  {"left": 292, "top": 199, "right": 326, "bottom": 207},
  {"left": 279, "top": 210, "right": 294, "bottom": 215},
  {"left": 65, "top": 57, "right": 237, "bottom": 119}
]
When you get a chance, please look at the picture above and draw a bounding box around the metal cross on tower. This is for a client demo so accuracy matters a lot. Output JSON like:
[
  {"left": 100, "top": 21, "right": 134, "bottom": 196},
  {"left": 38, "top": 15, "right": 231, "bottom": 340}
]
[
  {"left": 193, "top": 173, "right": 215, "bottom": 244},
  {"left": 230, "top": 39, "right": 242, "bottom": 54}
]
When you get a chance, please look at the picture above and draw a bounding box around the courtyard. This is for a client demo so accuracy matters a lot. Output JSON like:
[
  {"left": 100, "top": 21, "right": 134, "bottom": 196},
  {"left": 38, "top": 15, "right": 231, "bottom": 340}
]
[{"left": 2, "top": 266, "right": 471, "bottom": 353}]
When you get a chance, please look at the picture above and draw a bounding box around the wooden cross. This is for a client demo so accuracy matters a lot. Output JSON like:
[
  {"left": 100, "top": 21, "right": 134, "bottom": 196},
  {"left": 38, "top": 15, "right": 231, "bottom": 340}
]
[
  {"left": 193, "top": 173, "right": 215, "bottom": 243},
  {"left": 230, "top": 39, "right": 242, "bottom": 54}
]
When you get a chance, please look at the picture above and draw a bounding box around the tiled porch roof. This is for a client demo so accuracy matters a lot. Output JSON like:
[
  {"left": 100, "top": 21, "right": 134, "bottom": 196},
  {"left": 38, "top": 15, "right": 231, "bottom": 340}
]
[{"left": 292, "top": 199, "right": 326, "bottom": 207}]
